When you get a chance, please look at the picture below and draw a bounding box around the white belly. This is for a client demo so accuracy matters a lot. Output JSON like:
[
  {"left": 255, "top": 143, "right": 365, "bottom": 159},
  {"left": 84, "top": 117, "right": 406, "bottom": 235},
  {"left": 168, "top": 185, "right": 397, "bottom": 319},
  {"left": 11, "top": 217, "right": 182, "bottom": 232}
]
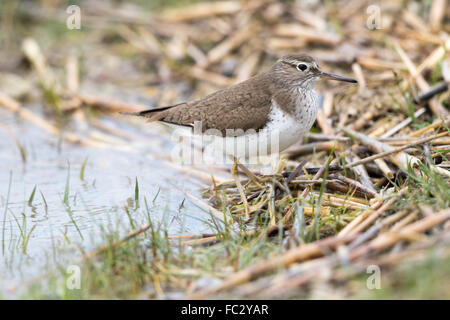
[{"left": 263, "top": 98, "right": 318, "bottom": 152}]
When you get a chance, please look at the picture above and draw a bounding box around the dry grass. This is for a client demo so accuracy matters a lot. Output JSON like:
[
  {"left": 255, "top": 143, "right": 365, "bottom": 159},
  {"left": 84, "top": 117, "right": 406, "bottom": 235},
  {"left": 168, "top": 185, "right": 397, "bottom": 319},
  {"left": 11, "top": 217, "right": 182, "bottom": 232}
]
[{"left": 0, "top": 0, "right": 449, "bottom": 299}]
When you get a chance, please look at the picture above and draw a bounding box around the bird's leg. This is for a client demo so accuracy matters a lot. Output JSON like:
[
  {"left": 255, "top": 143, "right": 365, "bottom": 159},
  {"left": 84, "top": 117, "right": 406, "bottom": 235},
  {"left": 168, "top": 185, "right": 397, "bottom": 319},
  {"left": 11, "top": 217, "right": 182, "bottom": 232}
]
[{"left": 231, "top": 157, "right": 250, "bottom": 220}]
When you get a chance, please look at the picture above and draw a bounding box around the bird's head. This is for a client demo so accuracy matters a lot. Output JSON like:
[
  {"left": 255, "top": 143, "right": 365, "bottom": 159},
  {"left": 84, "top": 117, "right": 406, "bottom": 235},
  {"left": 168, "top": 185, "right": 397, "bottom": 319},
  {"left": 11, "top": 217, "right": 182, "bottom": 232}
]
[{"left": 272, "top": 53, "right": 357, "bottom": 88}]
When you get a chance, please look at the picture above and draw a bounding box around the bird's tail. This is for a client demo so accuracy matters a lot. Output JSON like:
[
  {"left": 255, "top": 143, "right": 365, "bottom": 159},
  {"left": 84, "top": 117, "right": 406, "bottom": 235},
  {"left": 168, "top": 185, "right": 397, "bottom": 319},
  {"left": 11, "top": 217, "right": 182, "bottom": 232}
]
[
  {"left": 120, "top": 102, "right": 185, "bottom": 119},
  {"left": 120, "top": 106, "right": 172, "bottom": 117}
]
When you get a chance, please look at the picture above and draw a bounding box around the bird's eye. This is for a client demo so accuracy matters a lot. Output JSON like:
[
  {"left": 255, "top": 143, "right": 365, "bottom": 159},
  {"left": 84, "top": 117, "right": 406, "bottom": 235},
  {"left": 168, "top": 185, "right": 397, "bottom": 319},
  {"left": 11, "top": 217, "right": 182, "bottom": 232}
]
[{"left": 297, "top": 63, "right": 308, "bottom": 71}]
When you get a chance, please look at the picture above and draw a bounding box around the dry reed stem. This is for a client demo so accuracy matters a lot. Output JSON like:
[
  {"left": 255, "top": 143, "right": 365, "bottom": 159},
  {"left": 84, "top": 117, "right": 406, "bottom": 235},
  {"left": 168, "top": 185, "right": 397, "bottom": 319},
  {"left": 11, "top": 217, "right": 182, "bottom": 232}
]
[
  {"left": 164, "top": 161, "right": 230, "bottom": 184},
  {"left": 349, "top": 208, "right": 450, "bottom": 260},
  {"left": 346, "top": 192, "right": 405, "bottom": 236},
  {"left": 201, "top": 23, "right": 260, "bottom": 68},
  {"left": 322, "top": 91, "right": 334, "bottom": 118},
  {"left": 0, "top": 91, "right": 106, "bottom": 148},
  {"left": 168, "top": 234, "right": 216, "bottom": 240},
  {"left": 390, "top": 211, "right": 419, "bottom": 232},
  {"left": 310, "top": 193, "right": 367, "bottom": 210},
  {"left": 344, "top": 129, "right": 450, "bottom": 177},
  {"left": 281, "top": 159, "right": 335, "bottom": 223},
  {"left": 260, "top": 208, "right": 450, "bottom": 297},
  {"left": 352, "top": 62, "right": 367, "bottom": 95},
  {"left": 346, "top": 110, "right": 375, "bottom": 131},
  {"left": 231, "top": 160, "right": 250, "bottom": 220},
  {"left": 188, "top": 66, "right": 234, "bottom": 87},
  {"left": 414, "top": 38, "right": 450, "bottom": 78},
  {"left": 182, "top": 236, "right": 219, "bottom": 247},
  {"left": 76, "top": 93, "right": 148, "bottom": 113},
  {"left": 274, "top": 24, "right": 341, "bottom": 46},
  {"left": 83, "top": 222, "right": 153, "bottom": 259},
  {"left": 316, "top": 108, "right": 335, "bottom": 135},
  {"left": 380, "top": 107, "right": 426, "bottom": 138},
  {"left": 236, "top": 162, "right": 263, "bottom": 189},
  {"left": 329, "top": 174, "right": 378, "bottom": 198},
  {"left": 183, "top": 191, "right": 229, "bottom": 223},
  {"left": 161, "top": 1, "right": 244, "bottom": 22},
  {"left": 338, "top": 198, "right": 385, "bottom": 237},
  {"left": 286, "top": 141, "right": 340, "bottom": 158},
  {"left": 22, "top": 38, "right": 59, "bottom": 95},
  {"left": 393, "top": 39, "right": 449, "bottom": 118},
  {"left": 429, "top": 0, "right": 447, "bottom": 31},
  {"left": 409, "top": 116, "right": 450, "bottom": 138},
  {"left": 347, "top": 209, "right": 410, "bottom": 249},
  {"left": 188, "top": 234, "right": 356, "bottom": 299},
  {"left": 356, "top": 57, "right": 405, "bottom": 71},
  {"left": 373, "top": 158, "right": 394, "bottom": 179},
  {"left": 348, "top": 154, "right": 377, "bottom": 195}
]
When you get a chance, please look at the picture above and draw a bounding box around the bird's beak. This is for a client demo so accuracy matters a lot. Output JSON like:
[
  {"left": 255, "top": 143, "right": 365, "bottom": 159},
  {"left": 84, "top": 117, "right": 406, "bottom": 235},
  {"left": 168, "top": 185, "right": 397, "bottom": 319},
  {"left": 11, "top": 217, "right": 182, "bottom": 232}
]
[{"left": 319, "top": 70, "right": 357, "bottom": 83}]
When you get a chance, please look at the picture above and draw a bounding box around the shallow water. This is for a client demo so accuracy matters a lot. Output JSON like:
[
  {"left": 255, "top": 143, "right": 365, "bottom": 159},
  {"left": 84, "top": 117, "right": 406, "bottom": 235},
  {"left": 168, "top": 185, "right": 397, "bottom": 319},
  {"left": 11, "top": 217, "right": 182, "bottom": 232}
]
[{"left": 0, "top": 107, "right": 213, "bottom": 296}]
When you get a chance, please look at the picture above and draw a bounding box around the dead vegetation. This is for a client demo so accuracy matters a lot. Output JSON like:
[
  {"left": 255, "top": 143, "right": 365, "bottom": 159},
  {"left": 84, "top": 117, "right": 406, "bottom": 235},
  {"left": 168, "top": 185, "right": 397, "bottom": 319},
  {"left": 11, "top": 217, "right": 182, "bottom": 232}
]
[{"left": 0, "top": 0, "right": 449, "bottom": 299}]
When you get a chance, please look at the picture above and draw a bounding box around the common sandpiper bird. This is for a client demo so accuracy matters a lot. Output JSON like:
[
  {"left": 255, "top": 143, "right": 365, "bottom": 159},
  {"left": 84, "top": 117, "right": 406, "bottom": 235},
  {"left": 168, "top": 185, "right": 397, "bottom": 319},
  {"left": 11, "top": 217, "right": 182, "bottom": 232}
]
[{"left": 124, "top": 54, "right": 357, "bottom": 164}]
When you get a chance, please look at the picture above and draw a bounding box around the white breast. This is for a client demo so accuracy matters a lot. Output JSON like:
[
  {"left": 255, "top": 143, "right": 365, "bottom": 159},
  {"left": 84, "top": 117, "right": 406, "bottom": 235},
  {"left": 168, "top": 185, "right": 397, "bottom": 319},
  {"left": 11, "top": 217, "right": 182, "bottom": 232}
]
[{"left": 263, "top": 87, "right": 319, "bottom": 151}]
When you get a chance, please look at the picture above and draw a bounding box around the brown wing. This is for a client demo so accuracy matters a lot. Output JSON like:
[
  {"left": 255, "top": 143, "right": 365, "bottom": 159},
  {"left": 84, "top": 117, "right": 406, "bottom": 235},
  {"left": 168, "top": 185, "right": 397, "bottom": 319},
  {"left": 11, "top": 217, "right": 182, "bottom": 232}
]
[
  {"left": 129, "top": 73, "right": 273, "bottom": 135},
  {"left": 272, "top": 88, "right": 299, "bottom": 117}
]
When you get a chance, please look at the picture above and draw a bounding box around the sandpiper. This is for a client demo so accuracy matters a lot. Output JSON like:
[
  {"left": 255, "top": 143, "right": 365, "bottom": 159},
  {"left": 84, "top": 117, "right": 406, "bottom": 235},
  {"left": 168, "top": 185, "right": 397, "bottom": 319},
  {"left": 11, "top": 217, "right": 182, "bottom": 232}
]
[{"left": 124, "top": 53, "right": 357, "bottom": 163}]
